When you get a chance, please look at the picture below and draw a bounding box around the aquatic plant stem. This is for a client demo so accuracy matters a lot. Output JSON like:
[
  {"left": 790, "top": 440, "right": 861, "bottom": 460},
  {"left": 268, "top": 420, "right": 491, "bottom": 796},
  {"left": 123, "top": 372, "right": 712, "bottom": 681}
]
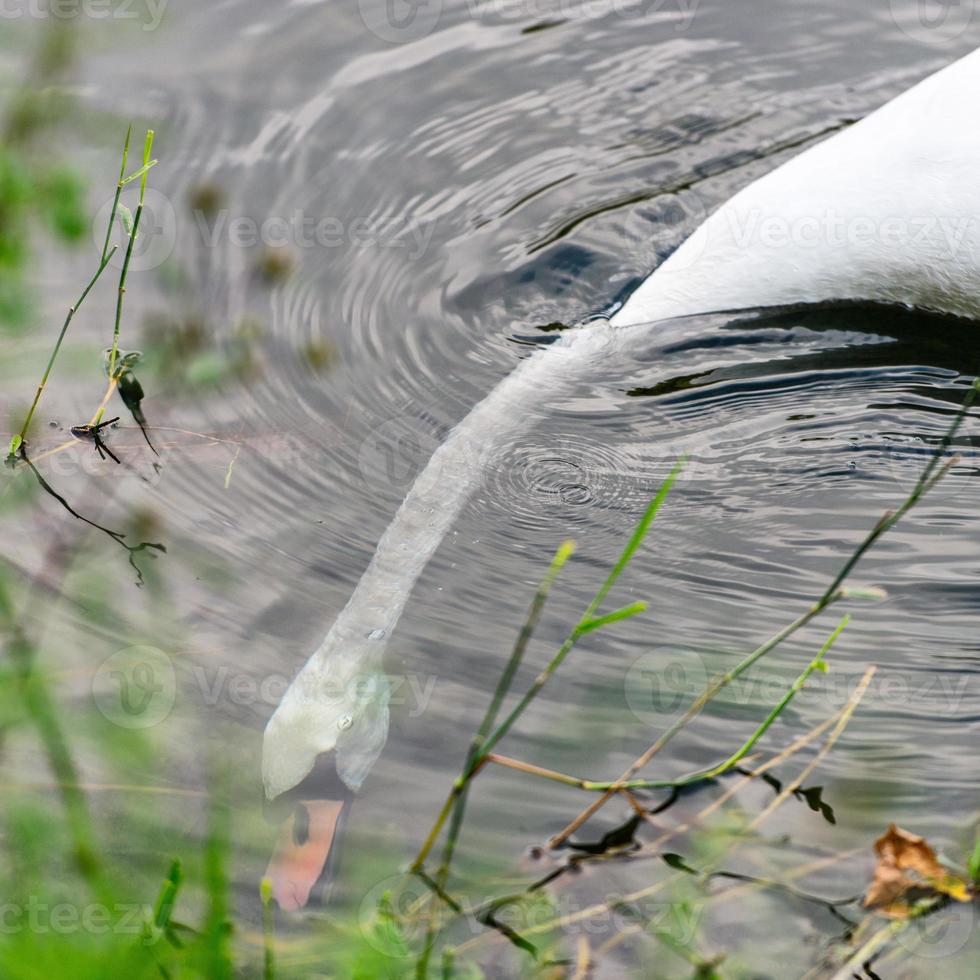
[
  {"left": 260, "top": 877, "right": 275, "bottom": 980},
  {"left": 452, "top": 667, "right": 877, "bottom": 957},
  {"left": 474, "top": 541, "right": 577, "bottom": 741},
  {"left": 479, "top": 462, "right": 681, "bottom": 763},
  {"left": 6, "top": 125, "right": 158, "bottom": 461},
  {"left": 6, "top": 248, "right": 119, "bottom": 462},
  {"left": 411, "top": 471, "right": 679, "bottom": 976},
  {"left": 548, "top": 595, "right": 848, "bottom": 843},
  {"left": 487, "top": 616, "right": 850, "bottom": 794},
  {"left": 827, "top": 916, "right": 916, "bottom": 980},
  {"left": 106, "top": 129, "right": 154, "bottom": 389},
  {"left": 485, "top": 754, "right": 588, "bottom": 788},
  {"left": 641, "top": 688, "right": 861, "bottom": 857},
  {"left": 549, "top": 381, "right": 978, "bottom": 848},
  {"left": 411, "top": 464, "right": 681, "bottom": 874},
  {"left": 412, "top": 542, "right": 579, "bottom": 974},
  {"left": 749, "top": 663, "right": 875, "bottom": 830},
  {"left": 410, "top": 540, "right": 576, "bottom": 873},
  {"left": 203, "top": 763, "right": 233, "bottom": 980},
  {"left": 100, "top": 124, "right": 132, "bottom": 262}
]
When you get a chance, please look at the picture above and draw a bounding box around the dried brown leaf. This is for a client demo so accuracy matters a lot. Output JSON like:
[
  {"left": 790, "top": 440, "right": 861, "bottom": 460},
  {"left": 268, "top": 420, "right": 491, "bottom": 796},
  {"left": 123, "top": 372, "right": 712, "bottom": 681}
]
[{"left": 864, "top": 824, "right": 973, "bottom": 918}]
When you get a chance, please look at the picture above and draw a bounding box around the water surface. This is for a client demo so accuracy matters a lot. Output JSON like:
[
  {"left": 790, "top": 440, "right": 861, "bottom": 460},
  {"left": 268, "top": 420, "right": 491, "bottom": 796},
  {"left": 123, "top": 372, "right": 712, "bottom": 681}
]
[{"left": 4, "top": 1, "right": 980, "bottom": 975}]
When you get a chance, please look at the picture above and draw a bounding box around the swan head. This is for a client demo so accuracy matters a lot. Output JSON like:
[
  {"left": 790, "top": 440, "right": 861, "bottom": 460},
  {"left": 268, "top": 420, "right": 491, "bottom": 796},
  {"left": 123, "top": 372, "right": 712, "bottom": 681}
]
[{"left": 262, "top": 637, "right": 392, "bottom": 801}]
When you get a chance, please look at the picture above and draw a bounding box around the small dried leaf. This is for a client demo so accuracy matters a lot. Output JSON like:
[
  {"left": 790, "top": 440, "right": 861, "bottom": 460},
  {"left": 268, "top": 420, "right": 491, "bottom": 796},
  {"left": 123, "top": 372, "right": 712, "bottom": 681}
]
[
  {"left": 118, "top": 203, "right": 135, "bottom": 236},
  {"left": 864, "top": 824, "right": 973, "bottom": 917}
]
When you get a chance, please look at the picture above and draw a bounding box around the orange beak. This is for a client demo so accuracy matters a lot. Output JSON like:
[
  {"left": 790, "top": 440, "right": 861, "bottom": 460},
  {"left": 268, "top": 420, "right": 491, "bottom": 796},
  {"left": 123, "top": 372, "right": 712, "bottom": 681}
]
[{"left": 265, "top": 799, "right": 347, "bottom": 910}]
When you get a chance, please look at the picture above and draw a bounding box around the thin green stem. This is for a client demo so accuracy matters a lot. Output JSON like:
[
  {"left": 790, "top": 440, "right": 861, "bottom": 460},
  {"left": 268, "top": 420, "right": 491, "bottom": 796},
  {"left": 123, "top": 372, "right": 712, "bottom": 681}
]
[
  {"left": 203, "top": 764, "right": 232, "bottom": 980},
  {"left": 107, "top": 129, "right": 154, "bottom": 385},
  {"left": 8, "top": 246, "right": 118, "bottom": 460},
  {"left": 411, "top": 466, "right": 682, "bottom": 980},
  {"left": 417, "top": 781, "right": 472, "bottom": 979},
  {"left": 490, "top": 616, "right": 850, "bottom": 793},
  {"left": 412, "top": 462, "right": 680, "bottom": 880},
  {"left": 431, "top": 546, "right": 578, "bottom": 886},
  {"left": 820, "top": 383, "right": 977, "bottom": 602},
  {"left": 473, "top": 540, "right": 575, "bottom": 752},
  {"left": 410, "top": 541, "right": 575, "bottom": 873},
  {"left": 480, "top": 461, "right": 682, "bottom": 764},
  {"left": 412, "top": 785, "right": 462, "bottom": 873},
  {"left": 548, "top": 593, "right": 846, "bottom": 843},
  {"left": 100, "top": 124, "right": 131, "bottom": 262},
  {"left": 6, "top": 125, "right": 155, "bottom": 461},
  {"left": 550, "top": 384, "right": 978, "bottom": 846},
  {"left": 260, "top": 877, "right": 275, "bottom": 980},
  {"left": 690, "top": 615, "right": 850, "bottom": 781}
]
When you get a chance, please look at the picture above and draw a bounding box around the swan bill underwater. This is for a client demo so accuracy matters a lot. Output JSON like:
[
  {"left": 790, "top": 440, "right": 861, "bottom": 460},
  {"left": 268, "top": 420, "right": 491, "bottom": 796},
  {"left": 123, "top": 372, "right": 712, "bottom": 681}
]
[
  {"left": 261, "top": 45, "right": 980, "bottom": 908},
  {"left": 263, "top": 754, "right": 353, "bottom": 910}
]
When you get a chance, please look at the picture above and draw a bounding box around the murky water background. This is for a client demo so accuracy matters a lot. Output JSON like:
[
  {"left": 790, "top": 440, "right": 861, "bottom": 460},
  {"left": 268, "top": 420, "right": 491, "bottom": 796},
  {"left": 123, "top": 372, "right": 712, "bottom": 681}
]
[{"left": 3, "top": 1, "right": 980, "bottom": 975}]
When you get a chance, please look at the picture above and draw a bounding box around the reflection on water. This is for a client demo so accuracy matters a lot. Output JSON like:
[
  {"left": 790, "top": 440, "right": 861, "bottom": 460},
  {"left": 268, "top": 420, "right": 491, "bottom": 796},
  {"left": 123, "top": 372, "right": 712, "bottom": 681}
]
[{"left": 3, "top": 0, "right": 980, "bottom": 975}]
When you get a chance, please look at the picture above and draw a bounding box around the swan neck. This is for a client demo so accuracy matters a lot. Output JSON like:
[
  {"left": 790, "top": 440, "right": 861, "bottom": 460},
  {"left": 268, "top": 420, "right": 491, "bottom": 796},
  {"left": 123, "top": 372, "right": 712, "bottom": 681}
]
[{"left": 329, "top": 328, "right": 613, "bottom": 649}]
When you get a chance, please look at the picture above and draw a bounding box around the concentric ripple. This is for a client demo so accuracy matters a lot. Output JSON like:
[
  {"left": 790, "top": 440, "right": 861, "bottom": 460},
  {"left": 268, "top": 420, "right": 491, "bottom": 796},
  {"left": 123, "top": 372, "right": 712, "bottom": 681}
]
[{"left": 28, "top": 2, "right": 980, "bottom": 968}]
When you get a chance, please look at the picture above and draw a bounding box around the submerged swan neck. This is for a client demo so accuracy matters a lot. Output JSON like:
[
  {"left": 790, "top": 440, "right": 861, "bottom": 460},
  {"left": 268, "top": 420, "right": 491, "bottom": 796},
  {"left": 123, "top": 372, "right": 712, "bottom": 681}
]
[
  {"left": 263, "top": 325, "right": 615, "bottom": 799},
  {"left": 333, "top": 326, "right": 614, "bottom": 645}
]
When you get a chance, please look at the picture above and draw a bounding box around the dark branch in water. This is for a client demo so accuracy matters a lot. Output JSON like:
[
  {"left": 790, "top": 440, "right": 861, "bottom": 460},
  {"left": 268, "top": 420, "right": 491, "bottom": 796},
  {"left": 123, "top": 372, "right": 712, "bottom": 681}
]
[
  {"left": 659, "top": 852, "right": 862, "bottom": 929},
  {"left": 18, "top": 444, "right": 166, "bottom": 586}
]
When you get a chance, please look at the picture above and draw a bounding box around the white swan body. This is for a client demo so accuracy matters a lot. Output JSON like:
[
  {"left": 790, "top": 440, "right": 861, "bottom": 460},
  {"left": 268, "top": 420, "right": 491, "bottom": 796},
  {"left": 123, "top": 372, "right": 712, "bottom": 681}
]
[
  {"left": 263, "top": 47, "right": 980, "bottom": 828},
  {"left": 612, "top": 47, "right": 980, "bottom": 326}
]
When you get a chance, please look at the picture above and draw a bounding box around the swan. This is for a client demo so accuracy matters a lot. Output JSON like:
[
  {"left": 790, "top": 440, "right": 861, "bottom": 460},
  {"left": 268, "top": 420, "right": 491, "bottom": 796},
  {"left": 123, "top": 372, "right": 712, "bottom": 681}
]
[{"left": 261, "top": 45, "right": 980, "bottom": 908}]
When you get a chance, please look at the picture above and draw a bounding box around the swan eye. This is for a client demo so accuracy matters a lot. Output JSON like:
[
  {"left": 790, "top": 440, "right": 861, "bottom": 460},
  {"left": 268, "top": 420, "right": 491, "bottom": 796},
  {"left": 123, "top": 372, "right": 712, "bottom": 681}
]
[{"left": 337, "top": 715, "right": 353, "bottom": 731}]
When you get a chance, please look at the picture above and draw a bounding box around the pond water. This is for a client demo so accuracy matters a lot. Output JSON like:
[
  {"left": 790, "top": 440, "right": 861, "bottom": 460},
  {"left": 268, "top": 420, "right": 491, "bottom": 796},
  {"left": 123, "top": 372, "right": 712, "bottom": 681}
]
[{"left": 3, "top": 1, "right": 980, "bottom": 976}]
